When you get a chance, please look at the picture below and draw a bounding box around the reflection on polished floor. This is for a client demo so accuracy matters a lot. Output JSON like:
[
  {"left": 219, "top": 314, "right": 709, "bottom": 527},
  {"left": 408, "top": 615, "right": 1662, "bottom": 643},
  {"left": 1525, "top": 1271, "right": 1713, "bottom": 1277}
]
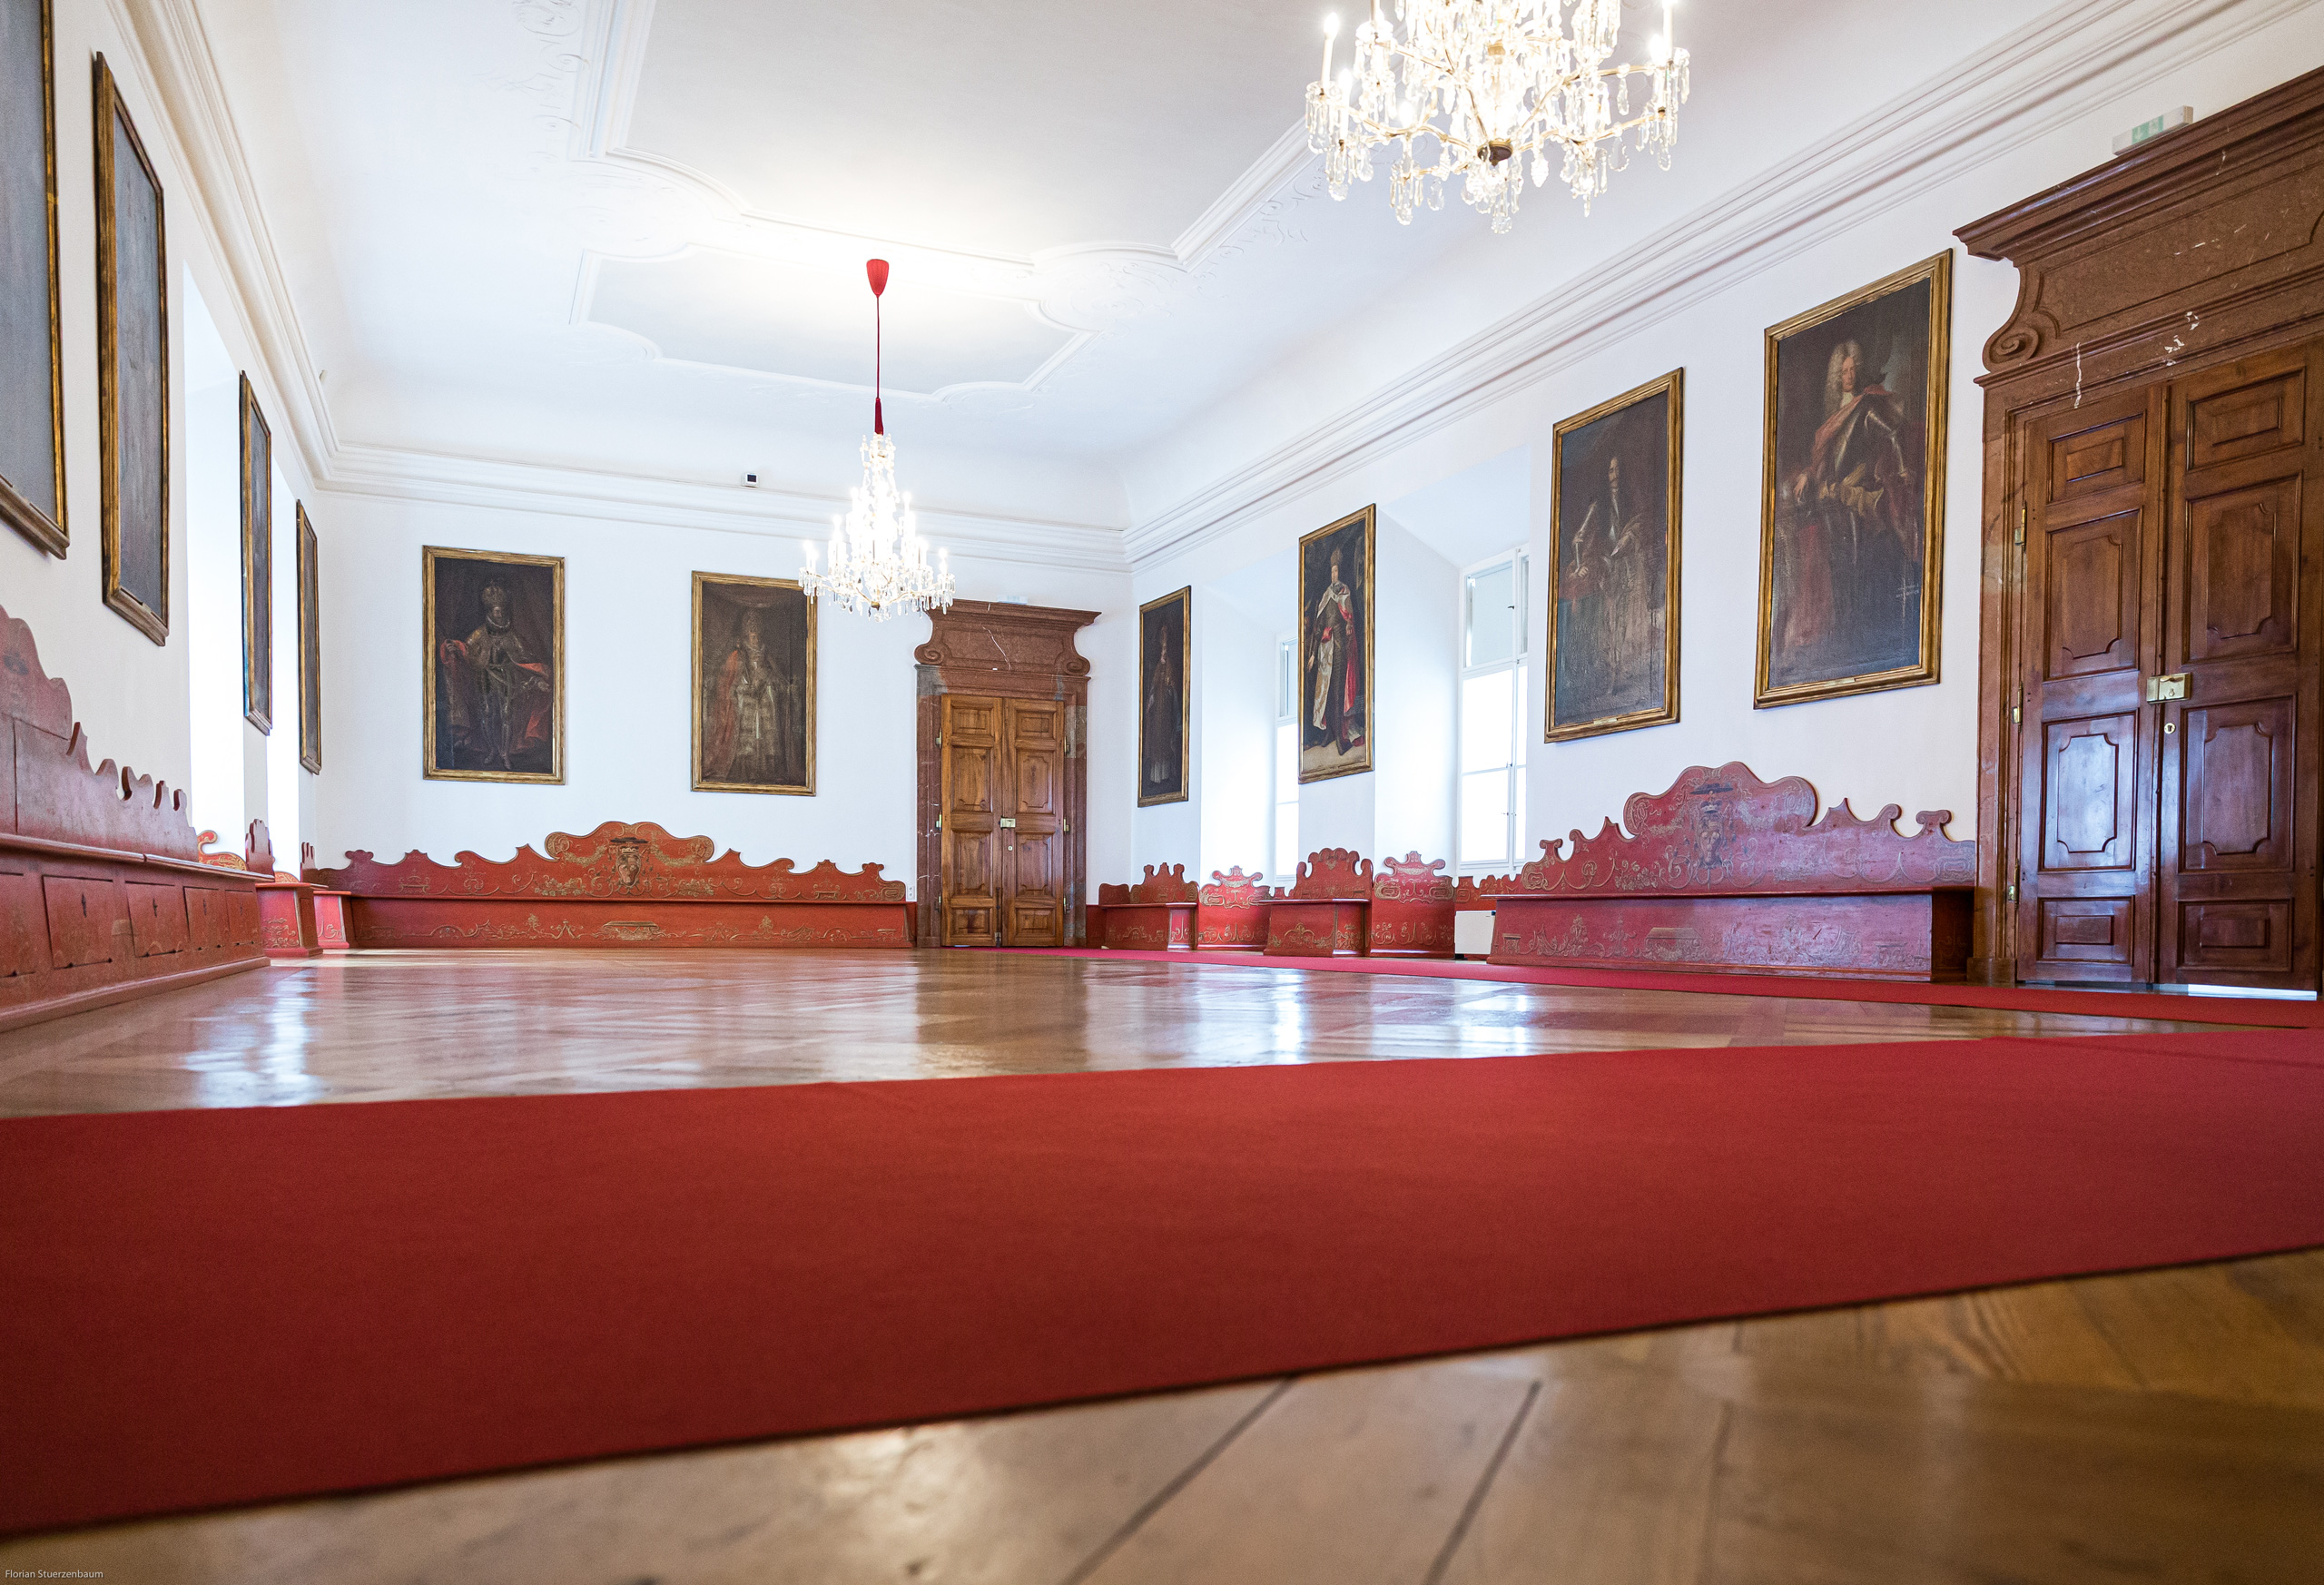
[
  {"left": 3, "top": 950, "right": 2318, "bottom": 1582},
  {"left": 0, "top": 948, "right": 2229, "bottom": 1117}
]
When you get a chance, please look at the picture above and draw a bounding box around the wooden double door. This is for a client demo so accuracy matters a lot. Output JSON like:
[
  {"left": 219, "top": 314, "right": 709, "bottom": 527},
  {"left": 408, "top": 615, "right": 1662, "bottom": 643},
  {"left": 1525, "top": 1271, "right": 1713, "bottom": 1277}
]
[
  {"left": 2018, "top": 343, "right": 2323, "bottom": 989},
  {"left": 938, "top": 694, "right": 1068, "bottom": 947}
]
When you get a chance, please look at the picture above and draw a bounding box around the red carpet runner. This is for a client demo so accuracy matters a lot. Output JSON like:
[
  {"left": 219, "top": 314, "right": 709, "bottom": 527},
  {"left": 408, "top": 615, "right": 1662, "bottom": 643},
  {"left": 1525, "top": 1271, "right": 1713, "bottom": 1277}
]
[{"left": 6, "top": 1030, "right": 2324, "bottom": 1533}]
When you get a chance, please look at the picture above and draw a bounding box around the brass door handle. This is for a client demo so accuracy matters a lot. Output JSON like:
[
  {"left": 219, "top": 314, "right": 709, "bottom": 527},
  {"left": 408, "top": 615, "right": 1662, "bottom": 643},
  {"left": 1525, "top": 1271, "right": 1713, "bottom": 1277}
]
[
  {"left": 2144, "top": 673, "right": 2190, "bottom": 702},
  {"left": 999, "top": 817, "right": 1017, "bottom": 829}
]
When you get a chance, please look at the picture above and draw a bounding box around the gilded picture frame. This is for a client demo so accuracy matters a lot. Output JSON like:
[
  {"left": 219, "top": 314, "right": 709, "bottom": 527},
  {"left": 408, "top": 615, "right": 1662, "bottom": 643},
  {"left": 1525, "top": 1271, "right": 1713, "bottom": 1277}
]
[
  {"left": 297, "top": 503, "right": 320, "bottom": 774},
  {"left": 1137, "top": 585, "right": 1191, "bottom": 806},
  {"left": 690, "top": 571, "right": 816, "bottom": 795},
  {"left": 423, "top": 546, "right": 565, "bottom": 784},
  {"left": 1546, "top": 368, "right": 1683, "bottom": 742},
  {"left": 94, "top": 54, "right": 168, "bottom": 645},
  {"left": 1, "top": 0, "right": 66, "bottom": 556},
  {"left": 1756, "top": 251, "right": 1952, "bottom": 708},
  {"left": 239, "top": 374, "right": 273, "bottom": 733},
  {"left": 1297, "top": 505, "right": 1375, "bottom": 784}
]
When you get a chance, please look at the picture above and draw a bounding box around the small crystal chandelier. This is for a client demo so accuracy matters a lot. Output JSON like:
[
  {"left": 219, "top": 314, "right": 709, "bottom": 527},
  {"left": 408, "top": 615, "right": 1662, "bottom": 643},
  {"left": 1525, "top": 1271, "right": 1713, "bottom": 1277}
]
[
  {"left": 801, "top": 260, "right": 956, "bottom": 622},
  {"left": 1305, "top": 0, "right": 1690, "bottom": 234}
]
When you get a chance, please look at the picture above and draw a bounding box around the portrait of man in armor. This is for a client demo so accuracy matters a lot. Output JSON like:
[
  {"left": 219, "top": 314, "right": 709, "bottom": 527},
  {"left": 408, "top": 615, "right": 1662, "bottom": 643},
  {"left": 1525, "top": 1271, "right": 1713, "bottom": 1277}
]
[
  {"left": 1759, "top": 255, "right": 1950, "bottom": 705},
  {"left": 693, "top": 573, "right": 814, "bottom": 794},
  {"left": 424, "top": 547, "right": 563, "bottom": 783},
  {"left": 1297, "top": 507, "right": 1374, "bottom": 783},
  {"left": 1549, "top": 370, "right": 1681, "bottom": 741}
]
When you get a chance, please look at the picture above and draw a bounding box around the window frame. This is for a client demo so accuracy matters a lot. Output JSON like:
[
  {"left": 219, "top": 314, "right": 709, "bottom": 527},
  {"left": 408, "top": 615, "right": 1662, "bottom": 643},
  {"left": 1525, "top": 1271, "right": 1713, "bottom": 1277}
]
[
  {"left": 1457, "top": 548, "right": 1530, "bottom": 876},
  {"left": 1273, "top": 634, "right": 1298, "bottom": 882}
]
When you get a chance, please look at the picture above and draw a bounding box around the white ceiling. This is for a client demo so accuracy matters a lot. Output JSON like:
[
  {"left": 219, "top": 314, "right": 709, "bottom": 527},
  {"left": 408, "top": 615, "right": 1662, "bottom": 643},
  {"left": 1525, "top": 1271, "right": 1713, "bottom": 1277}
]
[{"left": 194, "top": 0, "right": 2041, "bottom": 529}]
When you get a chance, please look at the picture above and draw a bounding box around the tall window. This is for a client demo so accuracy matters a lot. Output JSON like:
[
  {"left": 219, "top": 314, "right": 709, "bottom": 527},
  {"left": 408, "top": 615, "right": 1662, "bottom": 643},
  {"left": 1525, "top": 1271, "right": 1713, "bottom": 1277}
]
[
  {"left": 1459, "top": 552, "right": 1528, "bottom": 871},
  {"left": 1274, "top": 636, "right": 1298, "bottom": 879}
]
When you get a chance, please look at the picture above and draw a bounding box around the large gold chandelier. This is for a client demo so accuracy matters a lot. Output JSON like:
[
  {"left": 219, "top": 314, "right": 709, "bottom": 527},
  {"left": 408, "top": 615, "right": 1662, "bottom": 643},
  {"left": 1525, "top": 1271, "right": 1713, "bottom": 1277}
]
[
  {"left": 1306, "top": 0, "right": 1689, "bottom": 233},
  {"left": 802, "top": 261, "right": 956, "bottom": 622}
]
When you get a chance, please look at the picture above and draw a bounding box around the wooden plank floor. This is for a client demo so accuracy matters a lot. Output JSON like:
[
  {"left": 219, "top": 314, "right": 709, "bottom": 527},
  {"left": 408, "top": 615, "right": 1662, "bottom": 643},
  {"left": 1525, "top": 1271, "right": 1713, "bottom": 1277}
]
[{"left": 2, "top": 950, "right": 2317, "bottom": 1581}]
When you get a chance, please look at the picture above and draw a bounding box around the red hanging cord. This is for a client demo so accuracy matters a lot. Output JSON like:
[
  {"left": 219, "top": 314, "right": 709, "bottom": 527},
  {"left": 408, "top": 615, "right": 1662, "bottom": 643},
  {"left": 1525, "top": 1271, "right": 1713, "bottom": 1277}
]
[{"left": 867, "top": 259, "right": 890, "bottom": 437}]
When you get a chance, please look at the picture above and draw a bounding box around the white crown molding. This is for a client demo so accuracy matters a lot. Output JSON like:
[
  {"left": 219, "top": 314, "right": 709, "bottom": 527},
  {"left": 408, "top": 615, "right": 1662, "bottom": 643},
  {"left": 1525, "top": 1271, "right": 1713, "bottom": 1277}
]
[
  {"left": 115, "top": 0, "right": 340, "bottom": 487},
  {"left": 322, "top": 444, "right": 1131, "bottom": 574},
  {"left": 1122, "top": 0, "right": 2317, "bottom": 568}
]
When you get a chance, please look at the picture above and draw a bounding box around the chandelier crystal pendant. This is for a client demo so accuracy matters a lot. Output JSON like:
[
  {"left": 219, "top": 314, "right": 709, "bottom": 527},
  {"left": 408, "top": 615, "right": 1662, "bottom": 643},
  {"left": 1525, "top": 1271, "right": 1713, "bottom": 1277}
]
[
  {"left": 800, "top": 260, "right": 957, "bottom": 622},
  {"left": 1305, "top": 0, "right": 1689, "bottom": 234}
]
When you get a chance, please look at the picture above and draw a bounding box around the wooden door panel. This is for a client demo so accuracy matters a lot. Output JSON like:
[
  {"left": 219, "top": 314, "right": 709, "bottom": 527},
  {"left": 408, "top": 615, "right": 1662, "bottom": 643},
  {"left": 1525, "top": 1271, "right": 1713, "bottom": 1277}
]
[
  {"left": 2176, "top": 697, "right": 2295, "bottom": 872},
  {"left": 940, "top": 695, "right": 1002, "bottom": 947},
  {"left": 2046, "top": 410, "right": 2146, "bottom": 502},
  {"left": 2039, "top": 714, "right": 2139, "bottom": 871},
  {"left": 2154, "top": 345, "right": 2322, "bottom": 989},
  {"left": 2042, "top": 508, "right": 2143, "bottom": 679},
  {"left": 999, "top": 699, "right": 1065, "bottom": 947},
  {"left": 184, "top": 886, "right": 226, "bottom": 951},
  {"left": 44, "top": 878, "right": 122, "bottom": 969},
  {"left": 2037, "top": 897, "right": 2135, "bottom": 966},
  {"left": 2018, "top": 385, "right": 2162, "bottom": 986},
  {"left": 125, "top": 883, "right": 189, "bottom": 958},
  {"left": 0, "top": 871, "right": 44, "bottom": 977},
  {"left": 2181, "top": 477, "right": 2299, "bottom": 665},
  {"left": 2176, "top": 901, "right": 2294, "bottom": 974},
  {"left": 2186, "top": 368, "right": 2303, "bottom": 470}
]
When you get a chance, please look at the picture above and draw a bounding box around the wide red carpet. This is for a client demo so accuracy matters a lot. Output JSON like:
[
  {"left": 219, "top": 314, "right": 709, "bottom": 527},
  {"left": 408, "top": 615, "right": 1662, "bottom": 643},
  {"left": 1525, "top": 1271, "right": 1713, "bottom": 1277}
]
[{"left": 7, "top": 1031, "right": 2324, "bottom": 1533}]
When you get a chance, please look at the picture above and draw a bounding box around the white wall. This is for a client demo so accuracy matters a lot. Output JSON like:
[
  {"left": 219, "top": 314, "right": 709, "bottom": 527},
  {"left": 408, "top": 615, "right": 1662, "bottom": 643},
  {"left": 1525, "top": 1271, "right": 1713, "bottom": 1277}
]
[
  {"left": 2, "top": 0, "right": 191, "bottom": 792},
  {"left": 1, "top": 1, "right": 320, "bottom": 863},
  {"left": 310, "top": 487, "right": 1133, "bottom": 893},
  {"left": 1126, "top": 11, "right": 2324, "bottom": 873}
]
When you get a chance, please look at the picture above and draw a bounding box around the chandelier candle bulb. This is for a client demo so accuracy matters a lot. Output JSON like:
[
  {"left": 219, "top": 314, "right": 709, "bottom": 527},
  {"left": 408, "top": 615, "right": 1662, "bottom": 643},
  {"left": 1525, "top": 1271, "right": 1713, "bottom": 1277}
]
[{"left": 1305, "top": 0, "right": 1689, "bottom": 232}]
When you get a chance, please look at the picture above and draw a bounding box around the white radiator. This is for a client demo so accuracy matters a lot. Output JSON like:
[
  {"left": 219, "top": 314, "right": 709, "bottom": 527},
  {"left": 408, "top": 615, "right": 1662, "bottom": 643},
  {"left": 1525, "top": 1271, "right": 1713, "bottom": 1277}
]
[{"left": 1452, "top": 910, "right": 1496, "bottom": 958}]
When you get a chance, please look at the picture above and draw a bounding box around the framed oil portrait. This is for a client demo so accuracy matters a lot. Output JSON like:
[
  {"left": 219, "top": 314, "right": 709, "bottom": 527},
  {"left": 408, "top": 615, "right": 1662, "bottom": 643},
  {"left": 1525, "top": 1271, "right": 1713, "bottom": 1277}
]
[
  {"left": 423, "top": 546, "right": 564, "bottom": 783},
  {"left": 1, "top": 0, "right": 66, "bottom": 556},
  {"left": 239, "top": 375, "right": 272, "bottom": 732},
  {"left": 1757, "top": 251, "right": 1951, "bottom": 708},
  {"left": 691, "top": 572, "right": 815, "bottom": 794},
  {"left": 296, "top": 504, "right": 320, "bottom": 774},
  {"left": 1297, "top": 505, "right": 1374, "bottom": 783},
  {"left": 1137, "top": 586, "right": 1190, "bottom": 806},
  {"left": 1547, "top": 369, "right": 1682, "bottom": 741},
  {"left": 94, "top": 54, "right": 168, "bottom": 644}
]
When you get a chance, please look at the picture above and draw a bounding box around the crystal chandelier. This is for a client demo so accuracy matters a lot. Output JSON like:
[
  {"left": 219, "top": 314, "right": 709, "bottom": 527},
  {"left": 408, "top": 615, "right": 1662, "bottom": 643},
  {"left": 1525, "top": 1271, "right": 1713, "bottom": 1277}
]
[
  {"left": 801, "top": 260, "right": 956, "bottom": 622},
  {"left": 1305, "top": 0, "right": 1689, "bottom": 234}
]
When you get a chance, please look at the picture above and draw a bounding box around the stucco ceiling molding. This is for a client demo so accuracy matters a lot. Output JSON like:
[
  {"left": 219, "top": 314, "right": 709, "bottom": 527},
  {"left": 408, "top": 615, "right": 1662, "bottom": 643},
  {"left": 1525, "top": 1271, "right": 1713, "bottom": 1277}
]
[
  {"left": 323, "top": 444, "right": 1129, "bottom": 573},
  {"left": 1123, "top": 0, "right": 2315, "bottom": 570},
  {"left": 542, "top": 0, "right": 1322, "bottom": 398}
]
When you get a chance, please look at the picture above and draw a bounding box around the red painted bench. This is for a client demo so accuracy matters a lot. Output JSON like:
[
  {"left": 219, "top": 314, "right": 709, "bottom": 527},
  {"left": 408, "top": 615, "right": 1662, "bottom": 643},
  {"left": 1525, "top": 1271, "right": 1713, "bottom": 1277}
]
[{"left": 1485, "top": 763, "right": 1976, "bottom": 981}]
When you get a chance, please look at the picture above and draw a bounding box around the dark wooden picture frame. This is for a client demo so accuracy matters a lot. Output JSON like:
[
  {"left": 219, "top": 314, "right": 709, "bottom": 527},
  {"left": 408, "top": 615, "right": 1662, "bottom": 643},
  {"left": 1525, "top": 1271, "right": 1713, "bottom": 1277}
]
[
  {"left": 1547, "top": 369, "right": 1683, "bottom": 741},
  {"left": 423, "top": 546, "right": 564, "bottom": 783},
  {"left": 239, "top": 374, "right": 272, "bottom": 732},
  {"left": 1, "top": 0, "right": 66, "bottom": 556},
  {"left": 297, "top": 503, "right": 320, "bottom": 774},
  {"left": 1757, "top": 251, "right": 1951, "bottom": 708},
  {"left": 94, "top": 54, "right": 167, "bottom": 644},
  {"left": 1297, "top": 505, "right": 1375, "bottom": 784},
  {"left": 690, "top": 571, "right": 815, "bottom": 795},
  {"left": 1137, "top": 586, "right": 1190, "bottom": 806}
]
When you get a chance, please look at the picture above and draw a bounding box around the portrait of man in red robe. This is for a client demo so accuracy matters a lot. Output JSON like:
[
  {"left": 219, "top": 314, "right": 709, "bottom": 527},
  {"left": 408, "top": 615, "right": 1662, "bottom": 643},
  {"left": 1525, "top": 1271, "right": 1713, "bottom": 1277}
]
[
  {"left": 1763, "top": 264, "right": 1943, "bottom": 701},
  {"left": 694, "top": 577, "right": 813, "bottom": 793},
  {"left": 1298, "top": 508, "right": 1373, "bottom": 781},
  {"left": 429, "top": 556, "right": 560, "bottom": 780}
]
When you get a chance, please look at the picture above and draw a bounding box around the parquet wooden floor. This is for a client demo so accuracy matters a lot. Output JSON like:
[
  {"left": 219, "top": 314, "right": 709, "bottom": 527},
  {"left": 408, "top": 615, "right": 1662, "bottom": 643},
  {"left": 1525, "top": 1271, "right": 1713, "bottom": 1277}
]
[{"left": 2, "top": 950, "right": 2317, "bottom": 1582}]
